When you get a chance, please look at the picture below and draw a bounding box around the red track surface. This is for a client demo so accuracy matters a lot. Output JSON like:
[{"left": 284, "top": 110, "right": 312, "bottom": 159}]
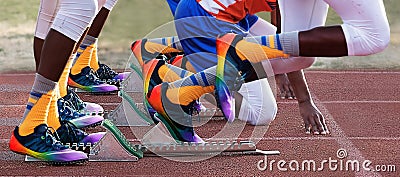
[{"left": 0, "top": 70, "right": 399, "bottom": 176}]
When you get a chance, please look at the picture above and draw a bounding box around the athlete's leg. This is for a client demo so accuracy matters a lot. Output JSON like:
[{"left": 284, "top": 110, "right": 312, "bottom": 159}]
[
  {"left": 276, "top": 0, "right": 329, "bottom": 134},
  {"left": 25, "top": 0, "right": 98, "bottom": 130},
  {"left": 33, "top": 0, "right": 59, "bottom": 70},
  {"left": 11, "top": 0, "right": 98, "bottom": 163},
  {"left": 323, "top": 0, "right": 390, "bottom": 56},
  {"left": 88, "top": 0, "right": 118, "bottom": 71},
  {"left": 22, "top": 0, "right": 98, "bottom": 133},
  {"left": 69, "top": 0, "right": 122, "bottom": 89},
  {"left": 242, "top": 0, "right": 389, "bottom": 58}
]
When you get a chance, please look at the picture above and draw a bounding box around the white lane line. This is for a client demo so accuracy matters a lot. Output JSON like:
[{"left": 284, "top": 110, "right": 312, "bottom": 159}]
[
  {"left": 208, "top": 137, "right": 400, "bottom": 141},
  {"left": 305, "top": 71, "right": 400, "bottom": 74},
  {"left": 1, "top": 100, "right": 399, "bottom": 108},
  {"left": 3, "top": 71, "right": 400, "bottom": 76},
  {"left": 313, "top": 97, "right": 382, "bottom": 177},
  {"left": 278, "top": 100, "right": 400, "bottom": 104},
  {"left": 0, "top": 103, "right": 120, "bottom": 107},
  {"left": 0, "top": 137, "right": 399, "bottom": 144}
]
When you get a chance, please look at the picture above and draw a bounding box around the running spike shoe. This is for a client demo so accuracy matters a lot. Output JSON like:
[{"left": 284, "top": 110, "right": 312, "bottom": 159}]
[
  {"left": 56, "top": 121, "right": 106, "bottom": 147},
  {"left": 9, "top": 124, "right": 88, "bottom": 164},
  {"left": 68, "top": 66, "right": 118, "bottom": 93},
  {"left": 63, "top": 88, "right": 104, "bottom": 115},
  {"left": 96, "top": 62, "right": 130, "bottom": 81},
  {"left": 58, "top": 98, "right": 104, "bottom": 128},
  {"left": 147, "top": 83, "right": 204, "bottom": 143}
]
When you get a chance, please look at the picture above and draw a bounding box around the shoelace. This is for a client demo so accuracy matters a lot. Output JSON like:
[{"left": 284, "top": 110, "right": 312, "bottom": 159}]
[
  {"left": 96, "top": 63, "right": 117, "bottom": 79},
  {"left": 66, "top": 89, "right": 85, "bottom": 111},
  {"left": 44, "top": 127, "right": 64, "bottom": 149},
  {"left": 81, "top": 68, "right": 104, "bottom": 85},
  {"left": 78, "top": 68, "right": 104, "bottom": 86},
  {"left": 59, "top": 121, "right": 84, "bottom": 143},
  {"left": 58, "top": 98, "right": 84, "bottom": 121}
]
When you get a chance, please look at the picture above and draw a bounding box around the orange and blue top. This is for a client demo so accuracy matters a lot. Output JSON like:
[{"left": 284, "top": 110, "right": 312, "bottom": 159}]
[{"left": 196, "top": 0, "right": 277, "bottom": 23}]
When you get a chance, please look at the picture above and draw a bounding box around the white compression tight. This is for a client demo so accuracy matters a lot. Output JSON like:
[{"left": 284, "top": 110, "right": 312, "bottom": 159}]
[
  {"left": 262, "top": 0, "right": 390, "bottom": 74},
  {"left": 236, "top": 78, "right": 277, "bottom": 126},
  {"left": 278, "top": 0, "right": 390, "bottom": 56},
  {"left": 35, "top": 0, "right": 105, "bottom": 42}
]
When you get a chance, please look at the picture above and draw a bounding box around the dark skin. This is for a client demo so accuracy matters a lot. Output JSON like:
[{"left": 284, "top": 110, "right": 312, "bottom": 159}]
[
  {"left": 287, "top": 26, "right": 347, "bottom": 134},
  {"left": 37, "top": 29, "right": 77, "bottom": 82},
  {"left": 299, "top": 26, "right": 348, "bottom": 57},
  {"left": 34, "top": 6, "right": 112, "bottom": 81},
  {"left": 271, "top": 6, "right": 295, "bottom": 100},
  {"left": 286, "top": 71, "right": 329, "bottom": 134},
  {"left": 87, "top": 7, "right": 111, "bottom": 38},
  {"left": 275, "top": 73, "right": 295, "bottom": 99},
  {"left": 33, "top": 29, "right": 86, "bottom": 72},
  {"left": 271, "top": 5, "right": 330, "bottom": 134}
]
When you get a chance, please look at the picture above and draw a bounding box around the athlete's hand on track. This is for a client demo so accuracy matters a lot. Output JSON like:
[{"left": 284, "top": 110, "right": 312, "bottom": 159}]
[
  {"left": 298, "top": 100, "right": 329, "bottom": 135},
  {"left": 275, "top": 74, "right": 295, "bottom": 100}
]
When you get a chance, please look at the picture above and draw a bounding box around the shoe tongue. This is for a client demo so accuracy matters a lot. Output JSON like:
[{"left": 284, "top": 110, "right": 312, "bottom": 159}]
[
  {"left": 81, "top": 66, "right": 92, "bottom": 74},
  {"left": 34, "top": 124, "right": 49, "bottom": 134},
  {"left": 66, "top": 88, "right": 73, "bottom": 94}
]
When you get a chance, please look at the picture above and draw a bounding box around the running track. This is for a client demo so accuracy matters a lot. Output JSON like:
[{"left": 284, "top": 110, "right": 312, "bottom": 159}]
[{"left": 0, "top": 70, "right": 399, "bottom": 176}]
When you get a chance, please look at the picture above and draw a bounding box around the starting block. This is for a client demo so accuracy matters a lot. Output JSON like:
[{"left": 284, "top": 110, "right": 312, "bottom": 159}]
[
  {"left": 138, "top": 123, "right": 279, "bottom": 158},
  {"left": 140, "top": 141, "right": 280, "bottom": 157},
  {"left": 88, "top": 129, "right": 140, "bottom": 161},
  {"left": 105, "top": 62, "right": 154, "bottom": 126},
  {"left": 24, "top": 120, "right": 279, "bottom": 163},
  {"left": 107, "top": 58, "right": 227, "bottom": 127},
  {"left": 106, "top": 90, "right": 154, "bottom": 126}
]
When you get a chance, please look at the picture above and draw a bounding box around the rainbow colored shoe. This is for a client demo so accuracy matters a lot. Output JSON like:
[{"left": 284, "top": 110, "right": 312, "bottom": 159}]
[
  {"left": 131, "top": 39, "right": 159, "bottom": 67},
  {"left": 215, "top": 33, "right": 247, "bottom": 122},
  {"left": 142, "top": 59, "right": 166, "bottom": 122},
  {"left": 147, "top": 83, "right": 204, "bottom": 143},
  {"left": 56, "top": 121, "right": 106, "bottom": 149},
  {"left": 95, "top": 62, "right": 130, "bottom": 86},
  {"left": 58, "top": 98, "right": 104, "bottom": 129},
  {"left": 9, "top": 124, "right": 88, "bottom": 164},
  {"left": 68, "top": 66, "right": 118, "bottom": 93},
  {"left": 63, "top": 88, "right": 104, "bottom": 115}
]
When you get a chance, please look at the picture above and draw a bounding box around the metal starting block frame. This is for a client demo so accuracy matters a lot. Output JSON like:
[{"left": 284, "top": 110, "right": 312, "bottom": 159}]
[
  {"left": 107, "top": 90, "right": 154, "bottom": 126},
  {"left": 24, "top": 132, "right": 279, "bottom": 162},
  {"left": 139, "top": 141, "right": 280, "bottom": 157}
]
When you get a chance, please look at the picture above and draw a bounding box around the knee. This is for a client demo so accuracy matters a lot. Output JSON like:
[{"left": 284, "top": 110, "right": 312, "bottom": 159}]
[
  {"left": 372, "top": 27, "right": 390, "bottom": 54},
  {"left": 363, "top": 25, "right": 390, "bottom": 55},
  {"left": 97, "top": 0, "right": 107, "bottom": 8},
  {"left": 237, "top": 79, "right": 278, "bottom": 126},
  {"left": 250, "top": 103, "right": 277, "bottom": 126},
  {"left": 343, "top": 23, "right": 390, "bottom": 56},
  {"left": 52, "top": 0, "right": 98, "bottom": 41},
  {"left": 270, "top": 57, "right": 315, "bottom": 75},
  {"left": 297, "top": 57, "right": 316, "bottom": 69}
]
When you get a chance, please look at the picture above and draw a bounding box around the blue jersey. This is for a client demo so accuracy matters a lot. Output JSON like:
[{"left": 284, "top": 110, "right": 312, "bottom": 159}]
[
  {"left": 166, "top": 0, "right": 259, "bottom": 72},
  {"left": 166, "top": 0, "right": 180, "bottom": 16}
]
